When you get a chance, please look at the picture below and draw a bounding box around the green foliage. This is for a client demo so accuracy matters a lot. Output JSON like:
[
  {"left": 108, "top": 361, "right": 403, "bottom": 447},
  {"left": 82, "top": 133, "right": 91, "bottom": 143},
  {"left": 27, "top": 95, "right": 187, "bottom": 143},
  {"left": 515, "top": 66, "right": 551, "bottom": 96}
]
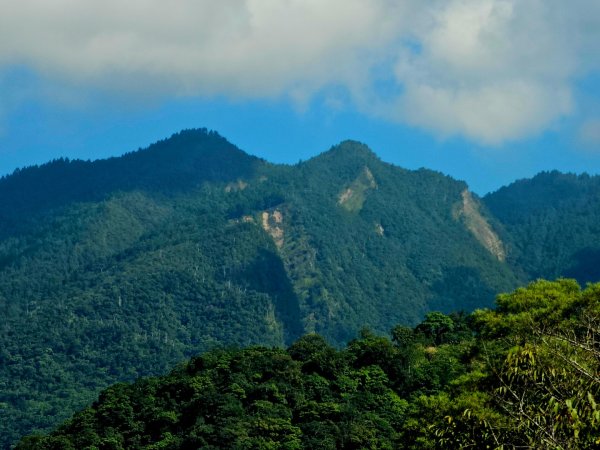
[
  {"left": 471, "top": 280, "right": 600, "bottom": 449},
  {"left": 15, "top": 279, "right": 600, "bottom": 449},
  {"left": 15, "top": 342, "right": 408, "bottom": 449},
  {"left": 484, "top": 171, "right": 600, "bottom": 283},
  {"left": 415, "top": 312, "right": 455, "bottom": 345}
]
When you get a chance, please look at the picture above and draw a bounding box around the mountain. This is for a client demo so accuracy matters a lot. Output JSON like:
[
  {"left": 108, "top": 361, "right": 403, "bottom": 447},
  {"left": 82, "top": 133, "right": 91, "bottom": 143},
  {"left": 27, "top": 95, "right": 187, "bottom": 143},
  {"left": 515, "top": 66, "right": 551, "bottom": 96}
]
[
  {"left": 1, "top": 129, "right": 599, "bottom": 447},
  {"left": 0, "top": 129, "right": 260, "bottom": 238},
  {"left": 483, "top": 171, "right": 600, "bottom": 283}
]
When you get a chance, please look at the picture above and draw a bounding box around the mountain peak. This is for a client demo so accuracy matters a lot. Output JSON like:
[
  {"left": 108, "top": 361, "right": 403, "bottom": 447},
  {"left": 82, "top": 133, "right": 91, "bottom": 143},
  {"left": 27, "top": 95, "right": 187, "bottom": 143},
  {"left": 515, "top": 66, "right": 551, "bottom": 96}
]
[
  {"left": 327, "top": 140, "right": 378, "bottom": 159},
  {"left": 302, "top": 140, "right": 379, "bottom": 172},
  {"left": 0, "top": 128, "right": 261, "bottom": 236},
  {"left": 485, "top": 169, "right": 600, "bottom": 224}
]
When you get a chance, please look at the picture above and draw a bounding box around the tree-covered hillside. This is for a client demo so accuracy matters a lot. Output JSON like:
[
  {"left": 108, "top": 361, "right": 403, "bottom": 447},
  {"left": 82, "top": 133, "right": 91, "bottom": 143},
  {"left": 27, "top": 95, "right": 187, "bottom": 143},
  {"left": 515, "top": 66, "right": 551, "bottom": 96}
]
[
  {"left": 18, "top": 279, "right": 600, "bottom": 449},
  {"left": 1, "top": 129, "right": 600, "bottom": 447},
  {"left": 0, "top": 129, "right": 261, "bottom": 239},
  {"left": 484, "top": 171, "right": 600, "bottom": 283}
]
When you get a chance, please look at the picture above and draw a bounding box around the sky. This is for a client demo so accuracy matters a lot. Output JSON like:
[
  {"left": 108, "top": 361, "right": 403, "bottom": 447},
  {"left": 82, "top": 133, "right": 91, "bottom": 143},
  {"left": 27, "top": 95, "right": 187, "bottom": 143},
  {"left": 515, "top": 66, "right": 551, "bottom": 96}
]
[{"left": 0, "top": 0, "right": 599, "bottom": 194}]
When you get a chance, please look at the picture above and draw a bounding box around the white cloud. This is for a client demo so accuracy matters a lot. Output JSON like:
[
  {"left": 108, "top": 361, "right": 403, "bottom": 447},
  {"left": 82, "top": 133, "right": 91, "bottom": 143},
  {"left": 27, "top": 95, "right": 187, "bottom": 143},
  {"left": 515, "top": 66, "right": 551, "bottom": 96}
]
[
  {"left": 0, "top": 0, "right": 407, "bottom": 97},
  {"left": 387, "top": 0, "right": 596, "bottom": 143},
  {"left": 579, "top": 118, "right": 600, "bottom": 150},
  {"left": 398, "top": 81, "right": 573, "bottom": 145},
  {"left": 0, "top": 0, "right": 598, "bottom": 145}
]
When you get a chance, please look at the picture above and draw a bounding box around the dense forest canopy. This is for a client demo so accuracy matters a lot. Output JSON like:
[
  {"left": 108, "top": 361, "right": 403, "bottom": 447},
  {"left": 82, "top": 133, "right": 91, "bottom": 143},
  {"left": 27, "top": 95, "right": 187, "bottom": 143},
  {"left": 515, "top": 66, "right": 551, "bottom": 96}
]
[
  {"left": 17, "top": 279, "right": 600, "bottom": 449},
  {"left": 1, "top": 129, "right": 600, "bottom": 447}
]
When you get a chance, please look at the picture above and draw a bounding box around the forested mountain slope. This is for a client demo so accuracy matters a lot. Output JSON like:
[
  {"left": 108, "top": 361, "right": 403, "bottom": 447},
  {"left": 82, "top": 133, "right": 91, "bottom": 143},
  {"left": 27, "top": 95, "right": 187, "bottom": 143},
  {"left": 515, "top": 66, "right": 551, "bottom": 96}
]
[
  {"left": 18, "top": 280, "right": 600, "bottom": 449},
  {"left": 0, "top": 130, "right": 260, "bottom": 239},
  {"left": 1, "top": 129, "right": 599, "bottom": 446},
  {"left": 484, "top": 171, "right": 600, "bottom": 283}
]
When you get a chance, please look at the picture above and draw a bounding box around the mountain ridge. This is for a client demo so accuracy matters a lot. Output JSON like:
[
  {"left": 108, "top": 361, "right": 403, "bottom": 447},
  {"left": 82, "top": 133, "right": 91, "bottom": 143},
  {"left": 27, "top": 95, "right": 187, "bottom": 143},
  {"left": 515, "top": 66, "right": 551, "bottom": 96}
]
[{"left": 1, "top": 128, "right": 600, "bottom": 447}]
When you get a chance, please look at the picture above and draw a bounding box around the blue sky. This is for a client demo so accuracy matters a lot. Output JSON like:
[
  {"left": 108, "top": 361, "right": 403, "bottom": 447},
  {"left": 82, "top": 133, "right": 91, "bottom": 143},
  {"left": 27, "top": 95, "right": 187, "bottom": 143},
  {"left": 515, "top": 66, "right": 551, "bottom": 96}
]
[{"left": 1, "top": 0, "right": 599, "bottom": 194}]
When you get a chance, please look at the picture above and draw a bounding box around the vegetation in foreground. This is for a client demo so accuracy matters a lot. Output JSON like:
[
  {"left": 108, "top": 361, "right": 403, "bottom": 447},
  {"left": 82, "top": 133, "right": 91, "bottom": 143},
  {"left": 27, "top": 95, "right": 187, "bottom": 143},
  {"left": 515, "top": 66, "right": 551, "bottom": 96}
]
[{"left": 18, "top": 279, "right": 600, "bottom": 449}]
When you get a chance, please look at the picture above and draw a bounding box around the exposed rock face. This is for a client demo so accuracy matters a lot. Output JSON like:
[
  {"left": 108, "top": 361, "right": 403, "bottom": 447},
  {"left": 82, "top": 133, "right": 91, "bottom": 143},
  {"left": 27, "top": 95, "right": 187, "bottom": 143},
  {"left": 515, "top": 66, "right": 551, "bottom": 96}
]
[
  {"left": 337, "top": 167, "right": 377, "bottom": 212},
  {"left": 225, "top": 179, "right": 249, "bottom": 192},
  {"left": 262, "top": 210, "right": 284, "bottom": 249},
  {"left": 455, "top": 190, "right": 506, "bottom": 262}
]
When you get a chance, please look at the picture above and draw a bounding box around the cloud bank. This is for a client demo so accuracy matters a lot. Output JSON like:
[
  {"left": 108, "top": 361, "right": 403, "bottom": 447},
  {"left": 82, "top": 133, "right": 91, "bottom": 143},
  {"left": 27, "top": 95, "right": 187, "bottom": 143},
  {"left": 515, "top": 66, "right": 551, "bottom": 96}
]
[
  {"left": 0, "top": 0, "right": 598, "bottom": 145},
  {"left": 579, "top": 118, "right": 600, "bottom": 150}
]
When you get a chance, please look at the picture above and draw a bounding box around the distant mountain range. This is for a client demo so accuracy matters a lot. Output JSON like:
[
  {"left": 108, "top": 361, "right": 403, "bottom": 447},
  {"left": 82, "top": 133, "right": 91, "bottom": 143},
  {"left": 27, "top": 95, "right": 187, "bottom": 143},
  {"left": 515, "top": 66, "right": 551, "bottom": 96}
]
[{"left": 1, "top": 129, "right": 599, "bottom": 447}]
